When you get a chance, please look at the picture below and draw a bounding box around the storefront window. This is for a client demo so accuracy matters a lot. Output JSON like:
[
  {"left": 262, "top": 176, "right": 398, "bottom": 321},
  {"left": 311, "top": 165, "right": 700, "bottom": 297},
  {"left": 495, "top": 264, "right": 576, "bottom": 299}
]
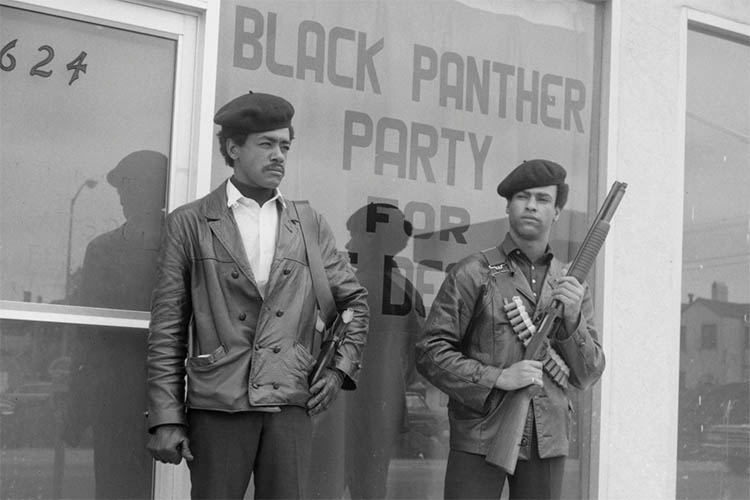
[
  {"left": 676, "top": 24, "right": 750, "bottom": 499},
  {"left": 214, "top": 0, "right": 604, "bottom": 498},
  {"left": 0, "top": 5, "right": 175, "bottom": 498}
]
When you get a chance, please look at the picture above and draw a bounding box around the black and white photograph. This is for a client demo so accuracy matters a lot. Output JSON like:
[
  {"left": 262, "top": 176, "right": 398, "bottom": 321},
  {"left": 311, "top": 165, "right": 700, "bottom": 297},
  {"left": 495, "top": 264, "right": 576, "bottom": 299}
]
[{"left": 0, "top": 1, "right": 748, "bottom": 499}]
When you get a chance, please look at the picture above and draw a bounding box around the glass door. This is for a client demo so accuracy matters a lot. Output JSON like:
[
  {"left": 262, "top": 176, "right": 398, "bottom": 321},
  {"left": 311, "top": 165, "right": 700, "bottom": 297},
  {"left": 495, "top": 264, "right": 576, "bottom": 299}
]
[{"left": 0, "top": 2, "right": 194, "bottom": 497}]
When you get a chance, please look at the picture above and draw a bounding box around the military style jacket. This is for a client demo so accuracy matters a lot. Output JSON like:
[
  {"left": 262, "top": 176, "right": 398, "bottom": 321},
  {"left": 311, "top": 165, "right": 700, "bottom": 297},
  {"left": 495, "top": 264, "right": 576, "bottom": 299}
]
[
  {"left": 415, "top": 239, "right": 605, "bottom": 459},
  {"left": 146, "top": 181, "right": 368, "bottom": 430}
]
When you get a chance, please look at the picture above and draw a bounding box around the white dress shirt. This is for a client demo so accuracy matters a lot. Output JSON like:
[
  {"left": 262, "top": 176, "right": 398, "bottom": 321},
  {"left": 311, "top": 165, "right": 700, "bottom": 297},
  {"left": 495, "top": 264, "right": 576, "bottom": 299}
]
[{"left": 226, "top": 181, "right": 283, "bottom": 297}]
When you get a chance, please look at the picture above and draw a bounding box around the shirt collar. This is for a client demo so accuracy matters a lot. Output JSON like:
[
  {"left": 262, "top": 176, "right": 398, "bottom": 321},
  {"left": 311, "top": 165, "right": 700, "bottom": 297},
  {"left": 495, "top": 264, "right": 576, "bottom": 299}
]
[
  {"left": 226, "top": 180, "right": 286, "bottom": 209},
  {"left": 501, "top": 233, "right": 554, "bottom": 264}
]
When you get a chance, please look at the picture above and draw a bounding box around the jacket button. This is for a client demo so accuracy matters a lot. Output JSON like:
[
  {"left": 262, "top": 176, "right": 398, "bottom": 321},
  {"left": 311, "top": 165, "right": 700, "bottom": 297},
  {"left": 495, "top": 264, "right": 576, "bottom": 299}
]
[
  {"left": 276, "top": 310, "right": 284, "bottom": 317},
  {"left": 239, "top": 313, "right": 246, "bottom": 321},
  {"left": 251, "top": 383, "right": 259, "bottom": 389},
  {"left": 283, "top": 268, "right": 291, "bottom": 275},
  {"left": 231, "top": 270, "right": 239, "bottom": 279},
  {"left": 255, "top": 344, "right": 261, "bottom": 351},
  {"left": 520, "top": 437, "right": 528, "bottom": 446},
  {"left": 272, "top": 382, "right": 280, "bottom": 389},
  {"left": 273, "top": 346, "right": 281, "bottom": 353}
]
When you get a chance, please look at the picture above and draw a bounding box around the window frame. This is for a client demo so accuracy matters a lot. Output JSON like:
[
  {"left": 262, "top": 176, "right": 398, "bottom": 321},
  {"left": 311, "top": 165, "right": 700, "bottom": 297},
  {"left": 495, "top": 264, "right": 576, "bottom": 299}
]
[{"left": 700, "top": 324, "right": 718, "bottom": 350}]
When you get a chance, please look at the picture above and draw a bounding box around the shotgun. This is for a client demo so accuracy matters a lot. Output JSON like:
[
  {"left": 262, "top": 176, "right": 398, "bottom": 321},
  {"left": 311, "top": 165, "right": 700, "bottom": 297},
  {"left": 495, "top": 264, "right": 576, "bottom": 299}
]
[{"left": 484, "top": 181, "right": 627, "bottom": 473}]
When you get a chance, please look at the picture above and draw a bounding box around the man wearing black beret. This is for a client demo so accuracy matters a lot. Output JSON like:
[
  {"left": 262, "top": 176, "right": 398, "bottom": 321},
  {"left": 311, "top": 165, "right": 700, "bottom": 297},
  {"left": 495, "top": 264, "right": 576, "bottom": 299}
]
[
  {"left": 145, "top": 92, "right": 369, "bottom": 499},
  {"left": 416, "top": 159, "right": 605, "bottom": 499}
]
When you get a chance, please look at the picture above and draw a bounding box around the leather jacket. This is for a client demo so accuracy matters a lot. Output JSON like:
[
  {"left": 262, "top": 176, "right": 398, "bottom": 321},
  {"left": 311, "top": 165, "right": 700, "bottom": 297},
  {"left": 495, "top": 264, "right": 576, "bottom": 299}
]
[
  {"left": 146, "top": 181, "right": 368, "bottom": 430},
  {"left": 416, "top": 241, "right": 604, "bottom": 459}
]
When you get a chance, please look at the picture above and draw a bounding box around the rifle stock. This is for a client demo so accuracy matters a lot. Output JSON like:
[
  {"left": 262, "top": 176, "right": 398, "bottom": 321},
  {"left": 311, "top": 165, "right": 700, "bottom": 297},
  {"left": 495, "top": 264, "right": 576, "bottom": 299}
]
[
  {"left": 484, "top": 181, "right": 627, "bottom": 473},
  {"left": 484, "top": 385, "right": 537, "bottom": 473}
]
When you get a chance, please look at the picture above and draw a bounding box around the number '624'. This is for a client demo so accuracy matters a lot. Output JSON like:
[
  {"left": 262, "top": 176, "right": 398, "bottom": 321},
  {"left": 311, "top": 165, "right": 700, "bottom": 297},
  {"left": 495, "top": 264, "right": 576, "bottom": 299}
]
[{"left": 1, "top": 39, "right": 88, "bottom": 86}]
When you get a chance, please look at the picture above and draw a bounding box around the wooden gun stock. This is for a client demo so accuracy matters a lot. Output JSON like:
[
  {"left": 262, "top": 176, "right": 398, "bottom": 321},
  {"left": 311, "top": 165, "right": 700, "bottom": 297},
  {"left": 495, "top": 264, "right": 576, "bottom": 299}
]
[{"left": 484, "top": 181, "right": 627, "bottom": 473}]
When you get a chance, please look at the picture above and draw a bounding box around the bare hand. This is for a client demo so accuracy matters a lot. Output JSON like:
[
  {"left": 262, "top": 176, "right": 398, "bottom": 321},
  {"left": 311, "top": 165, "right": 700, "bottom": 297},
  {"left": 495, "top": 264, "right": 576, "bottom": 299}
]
[
  {"left": 147, "top": 424, "right": 194, "bottom": 464},
  {"left": 307, "top": 368, "right": 344, "bottom": 416},
  {"left": 494, "top": 360, "right": 544, "bottom": 391},
  {"left": 551, "top": 275, "right": 585, "bottom": 331}
]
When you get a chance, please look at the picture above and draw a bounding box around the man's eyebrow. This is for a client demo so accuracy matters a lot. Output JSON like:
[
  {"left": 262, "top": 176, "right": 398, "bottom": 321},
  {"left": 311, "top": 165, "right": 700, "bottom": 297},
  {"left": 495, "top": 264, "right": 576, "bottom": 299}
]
[{"left": 258, "top": 134, "right": 290, "bottom": 143}]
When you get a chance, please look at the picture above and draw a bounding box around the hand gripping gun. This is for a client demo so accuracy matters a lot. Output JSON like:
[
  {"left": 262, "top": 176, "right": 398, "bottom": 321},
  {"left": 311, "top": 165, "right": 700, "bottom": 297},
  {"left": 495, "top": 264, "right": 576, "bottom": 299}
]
[{"left": 484, "top": 181, "right": 627, "bottom": 473}]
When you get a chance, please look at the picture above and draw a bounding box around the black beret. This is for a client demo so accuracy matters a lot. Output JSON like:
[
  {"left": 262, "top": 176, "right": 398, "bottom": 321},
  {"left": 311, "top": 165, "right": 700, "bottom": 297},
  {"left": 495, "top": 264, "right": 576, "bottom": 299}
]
[
  {"left": 213, "top": 91, "right": 294, "bottom": 133},
  {"left": 497, "top": 159, "right": 568, "bottom": 207}
]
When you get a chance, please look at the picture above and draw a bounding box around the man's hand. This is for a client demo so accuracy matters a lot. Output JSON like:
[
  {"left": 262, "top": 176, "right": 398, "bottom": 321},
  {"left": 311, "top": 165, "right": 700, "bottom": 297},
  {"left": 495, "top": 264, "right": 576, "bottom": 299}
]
[
  {"left": 307, "top": 368, "right": 344, "bottom": 416},
  {"left": 551, "top": 275, "right": 585, "bottom": 332},
  {"left": 494, "top": 360, "right": 544, "bottom": 391},
  {"left": 147, "top": 424, "right": 194, "bottom": 465}
]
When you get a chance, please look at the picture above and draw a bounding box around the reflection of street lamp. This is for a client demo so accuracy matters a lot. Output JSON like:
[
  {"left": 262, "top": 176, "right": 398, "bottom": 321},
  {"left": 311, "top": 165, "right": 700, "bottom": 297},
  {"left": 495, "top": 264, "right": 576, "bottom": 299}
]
[{"left": 64, "top": 179, "right": 98, "bottom": 302}]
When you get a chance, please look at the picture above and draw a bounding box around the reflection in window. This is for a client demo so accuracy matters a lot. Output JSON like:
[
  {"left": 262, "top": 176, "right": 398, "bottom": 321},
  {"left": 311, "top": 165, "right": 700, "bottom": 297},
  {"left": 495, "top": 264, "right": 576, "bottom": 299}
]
[
  {"left": 0, "top": 320, "right": 151, "bottom": 499},
  {"left": 0, "top": 5, "right": 173, "bottom": 311},
  {"left": 676, "top": 25, "right": 750, "bottom": 499},
  {"left": 0, "top": 5, "right": 175, "bottom": 500},
  {"left": 681, "top": 326, "right": 687, "bottom": 352},
  {"left": 700, "top": 325, "right": 718, "bottom": 350}
]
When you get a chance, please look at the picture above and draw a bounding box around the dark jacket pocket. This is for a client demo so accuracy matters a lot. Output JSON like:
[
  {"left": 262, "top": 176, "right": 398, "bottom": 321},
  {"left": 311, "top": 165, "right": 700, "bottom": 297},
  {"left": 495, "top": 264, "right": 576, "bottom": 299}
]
[{"left": 186, "top": 344, "right": 227, "bottom": 369}]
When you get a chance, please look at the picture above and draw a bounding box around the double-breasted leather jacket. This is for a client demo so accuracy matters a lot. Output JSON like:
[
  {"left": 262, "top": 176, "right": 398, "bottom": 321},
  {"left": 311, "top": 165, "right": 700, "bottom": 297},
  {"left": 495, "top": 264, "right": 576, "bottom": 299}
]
[
  {"left": 416, "top": 239, "right": 605, "bottom": 459},
  {"left": 146, "top": 181, "right": 368, "bottom": 430}
]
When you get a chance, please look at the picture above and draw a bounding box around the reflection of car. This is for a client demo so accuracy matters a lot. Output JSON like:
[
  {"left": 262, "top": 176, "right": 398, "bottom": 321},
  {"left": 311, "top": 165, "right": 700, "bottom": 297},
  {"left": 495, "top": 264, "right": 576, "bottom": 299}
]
[
  {"left": 0, "top": 395, "right": 16, "bottom": 415},
  {"left": 701, "top": 395, "right": 750, "bottom": 474},
  {"left": 7, "top": 381, "right": 55, "bottom": 405},
  {"left": 703, "top": 423, "right": 749, "bottom": 474},
  {"left": 405, "top": 391, "right": 448, "bottom": 438},
  {"left": 678, "top": 382, "right": 749, "bottom": 474},
  {"left": 399, "top": 391, "right": 450, "bottom": 459},
  {"left": 2, "top": 381, "right": 58, "bottom": 448}
]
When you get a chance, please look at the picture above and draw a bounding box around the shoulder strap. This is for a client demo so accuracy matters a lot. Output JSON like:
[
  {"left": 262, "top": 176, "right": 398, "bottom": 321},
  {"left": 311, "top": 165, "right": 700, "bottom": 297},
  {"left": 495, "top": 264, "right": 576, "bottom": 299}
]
[
  {"left": 292, "top": 200, "right": 337, "bottom": 325},
  {"left": 481, "top": 245, "right": 515, "bottom": 277},
  {"left": 480, "top": 245, "right": 505, "bottom": 266}
]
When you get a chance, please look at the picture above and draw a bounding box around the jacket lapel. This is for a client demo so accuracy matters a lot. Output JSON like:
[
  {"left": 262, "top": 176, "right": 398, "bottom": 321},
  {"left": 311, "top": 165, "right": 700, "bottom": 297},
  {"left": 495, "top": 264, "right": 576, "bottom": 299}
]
[
  {"left": 537, "top": 259, "right": 565, "bottom": 312},
  {"left": 507, "top": 258, "right": 537, "bottom": 308},
  {"left": 275, "top": 202, "right": 299, "bottom": 260},
  {"left": 513, "top": 275, "right": 537, "bottom": 308},
  {"left": 203, "top": 181, "right": 256, "bottom": 283},
  {"left": 497, "top": 246, "right": 537, "bottom": 308}
]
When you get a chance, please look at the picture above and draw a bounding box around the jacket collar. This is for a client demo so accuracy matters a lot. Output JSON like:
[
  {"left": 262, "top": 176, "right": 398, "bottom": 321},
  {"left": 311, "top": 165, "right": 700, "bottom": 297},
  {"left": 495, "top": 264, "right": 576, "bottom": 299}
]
[
  {"left": 202, "top": 180, "right": 294, "bottom": 226},
  {"left": 498, "top": 234, "right": 563, "bottom": 310},
  {"left": 200, "top": 180, "right": 300, "bottom": 283},
  {"left": 225, "top": 179, "right": 287, "bottom": 210}
]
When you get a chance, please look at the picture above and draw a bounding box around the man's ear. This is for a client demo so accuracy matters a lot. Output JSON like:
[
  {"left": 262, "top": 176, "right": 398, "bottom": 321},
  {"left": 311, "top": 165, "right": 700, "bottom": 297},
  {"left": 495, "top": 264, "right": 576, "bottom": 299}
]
[
  {"left": 553, "top": 206, "right": 561, "bottom": 221},
  {"left": 226, "top": 138, "right": 239, "bottom": 160}
]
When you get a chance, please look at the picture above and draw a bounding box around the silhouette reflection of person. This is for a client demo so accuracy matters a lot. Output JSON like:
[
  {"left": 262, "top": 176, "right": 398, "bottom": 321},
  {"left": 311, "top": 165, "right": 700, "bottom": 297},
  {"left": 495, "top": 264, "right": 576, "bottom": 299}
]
[
  {"left": 308, "top": 202, "right": 425, "bottom": 499},
  {"left": 64, "top": 150, "right": 167, "bottom": 499}
]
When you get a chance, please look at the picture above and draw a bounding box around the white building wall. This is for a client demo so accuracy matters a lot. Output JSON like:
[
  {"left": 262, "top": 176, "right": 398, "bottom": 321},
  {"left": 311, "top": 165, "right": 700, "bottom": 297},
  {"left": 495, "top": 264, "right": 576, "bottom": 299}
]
[{"left": 599, "top": 1, "right": 749, "bottom": 499}]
